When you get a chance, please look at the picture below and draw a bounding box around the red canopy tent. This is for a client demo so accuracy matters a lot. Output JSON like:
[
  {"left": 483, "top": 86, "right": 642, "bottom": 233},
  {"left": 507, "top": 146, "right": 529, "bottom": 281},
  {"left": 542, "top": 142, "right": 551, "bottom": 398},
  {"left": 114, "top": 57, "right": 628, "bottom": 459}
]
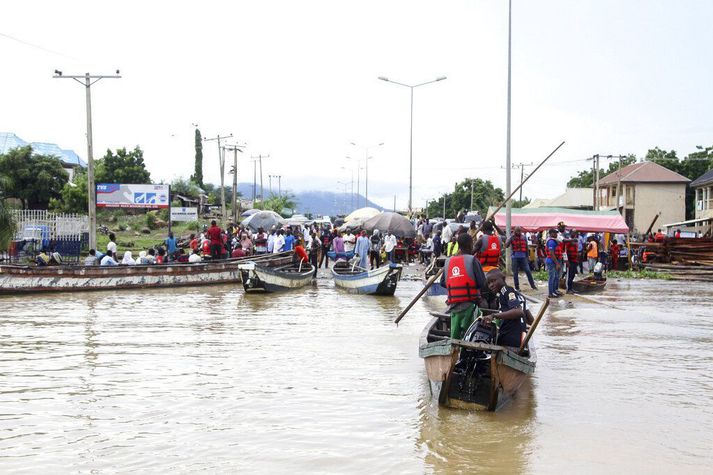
[{"left": 490, "top": 207, "right": 629, "bottom": 233}]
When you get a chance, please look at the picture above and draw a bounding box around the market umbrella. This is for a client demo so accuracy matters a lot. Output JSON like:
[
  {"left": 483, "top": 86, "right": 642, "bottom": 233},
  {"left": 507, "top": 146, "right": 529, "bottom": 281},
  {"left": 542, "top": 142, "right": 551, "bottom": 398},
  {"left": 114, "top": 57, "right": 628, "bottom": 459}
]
[
  {"left": 339, "top": 217, "right": 366, "bottom": 232},
  {"left": 362, "top": 212, "right": 416, "bottom": 238},
  {"left": 241, "top": 210, "right": 287, "bottom": 232},
  {"left": 344, "top": 207, "right": 380, "bottom": 223},
  {"left": 241, "top": 209, "right": 260, "bottom": 218}
]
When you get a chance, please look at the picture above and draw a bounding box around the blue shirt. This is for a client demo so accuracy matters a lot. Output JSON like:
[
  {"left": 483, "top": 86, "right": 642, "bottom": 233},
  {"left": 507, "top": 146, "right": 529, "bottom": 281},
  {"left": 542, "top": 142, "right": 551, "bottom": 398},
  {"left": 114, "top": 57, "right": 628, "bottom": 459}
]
[
  {"left": 545, "top": 238, "right": 558, "bottom": 264},
  {"left": 283, "top": 234, "right": 295, "bottom": 251},
  {"left": 165, "top": 237, "right": 177, "bottom": 254}
]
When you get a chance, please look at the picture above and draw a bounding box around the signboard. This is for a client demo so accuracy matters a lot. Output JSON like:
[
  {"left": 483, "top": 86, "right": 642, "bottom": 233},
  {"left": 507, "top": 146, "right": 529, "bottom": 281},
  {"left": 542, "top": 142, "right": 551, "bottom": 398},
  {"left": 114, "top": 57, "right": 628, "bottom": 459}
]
[
  {"left": 96, "top": 184, "right": 170, "bottom": 209},
  {"left": 170, "top": 207, "right": 198, "bottom": 222}
]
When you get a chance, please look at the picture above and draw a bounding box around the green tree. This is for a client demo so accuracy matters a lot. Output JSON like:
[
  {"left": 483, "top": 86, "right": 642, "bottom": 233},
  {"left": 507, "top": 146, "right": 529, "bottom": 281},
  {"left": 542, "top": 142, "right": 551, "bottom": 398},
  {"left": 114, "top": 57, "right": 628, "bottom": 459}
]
[
  {"left": 567, "top": 155, "right": 637, "bottom": 188},
  {"left": 191, "top": 128, "right": 203, "bottom": 187},
  {"left": 0, "top": 146, "right": 69, "bottom": 209},
  {"left": 426, "top": 178, "right": 504, "bottom": 218},
  {"left": 262, "top": 193, "right": 297, "bottom": 217},
  {"left": 50, "top": 168, "right": 89, "bottom": 213},
  {"left": 0, "top": 171, "right": 17, "bottom": 249},
  {"left": 170, "top": 176, "right": 203, "bottom": 197},
  {"left": 95, "top": 146, "right": 151, "bottom": 184}
]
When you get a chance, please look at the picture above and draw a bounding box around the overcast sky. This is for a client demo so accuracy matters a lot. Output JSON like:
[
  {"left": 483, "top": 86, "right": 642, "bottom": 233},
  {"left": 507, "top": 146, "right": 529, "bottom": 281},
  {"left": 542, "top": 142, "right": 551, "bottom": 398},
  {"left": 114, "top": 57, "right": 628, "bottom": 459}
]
[{"left": 2, "top": 0, "right": 712, "bottom": 211}]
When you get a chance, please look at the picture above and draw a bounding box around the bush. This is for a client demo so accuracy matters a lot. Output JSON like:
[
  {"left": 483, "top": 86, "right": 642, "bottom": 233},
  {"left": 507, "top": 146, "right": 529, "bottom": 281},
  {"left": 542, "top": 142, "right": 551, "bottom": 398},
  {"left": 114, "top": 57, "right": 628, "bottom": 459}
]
[
  {"left": 146, "top": 212, "right": 158, "bottom": 230},
  {"left": 186, "top": 221, "right": 202, "bottom": 232}
]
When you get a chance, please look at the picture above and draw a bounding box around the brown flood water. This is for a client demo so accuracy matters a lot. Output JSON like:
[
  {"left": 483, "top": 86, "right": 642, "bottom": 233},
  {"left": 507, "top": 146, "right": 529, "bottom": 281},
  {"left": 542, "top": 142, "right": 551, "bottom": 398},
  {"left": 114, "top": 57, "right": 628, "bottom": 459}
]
[{"left": 1, "top": 274, "right": 712, "bottom": 473}]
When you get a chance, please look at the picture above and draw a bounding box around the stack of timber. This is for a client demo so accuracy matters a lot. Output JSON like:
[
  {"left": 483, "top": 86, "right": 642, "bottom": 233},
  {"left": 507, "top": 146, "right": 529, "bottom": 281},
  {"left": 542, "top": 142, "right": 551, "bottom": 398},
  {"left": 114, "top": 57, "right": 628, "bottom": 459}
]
[
  {"left": 644, "top": 263, "right": 713, "bottom": 282},
  {"left": 666, "top": 238, "right": 713, "bottom": 266}
]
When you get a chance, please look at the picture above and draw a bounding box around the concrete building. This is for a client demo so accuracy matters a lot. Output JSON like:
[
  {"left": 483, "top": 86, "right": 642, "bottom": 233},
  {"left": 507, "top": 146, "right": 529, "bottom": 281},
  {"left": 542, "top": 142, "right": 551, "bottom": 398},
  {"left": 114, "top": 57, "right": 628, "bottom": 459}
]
[
  {"left": 692, "top": 169, "right": 713, "bottom": 220},
  {"left": 0, "top": 132, "right": 86, "bottom": 180},
  {"left": 597, "top": 161, "right": 689, "bottom": 233}
]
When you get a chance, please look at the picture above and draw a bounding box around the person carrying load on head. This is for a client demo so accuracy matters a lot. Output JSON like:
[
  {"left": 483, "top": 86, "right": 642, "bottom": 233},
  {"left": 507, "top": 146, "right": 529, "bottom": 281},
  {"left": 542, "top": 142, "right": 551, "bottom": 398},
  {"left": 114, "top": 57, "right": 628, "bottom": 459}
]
[
  {"left": 483, "top": 269, "right": 534, "bottom": 348},
  {"left": 440, "top": 233, "right": 488, "bottom": 340},
  {"left": 474, "top": 220, "right": 501, "bottom": 270}
]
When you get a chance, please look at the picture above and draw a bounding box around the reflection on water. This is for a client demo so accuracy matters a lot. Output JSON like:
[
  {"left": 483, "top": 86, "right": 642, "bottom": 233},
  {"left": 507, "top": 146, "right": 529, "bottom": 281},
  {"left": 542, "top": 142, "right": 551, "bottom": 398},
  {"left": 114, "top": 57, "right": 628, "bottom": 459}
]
[{"left": 1, "top": 277, "right": 712, "bottom": 472}]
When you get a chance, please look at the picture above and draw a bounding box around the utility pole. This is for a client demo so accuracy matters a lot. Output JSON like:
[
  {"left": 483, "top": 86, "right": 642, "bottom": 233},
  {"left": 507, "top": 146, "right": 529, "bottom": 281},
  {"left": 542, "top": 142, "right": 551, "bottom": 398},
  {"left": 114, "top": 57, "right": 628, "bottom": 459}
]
[
  {"left": 350, "top": 142, "right": 383, "bottom": 208},
  {"left": 224, "top": 144, "right": 244, "bottom": 223},
  {"left": 53, "top": 69, "right": 121, "bottom": 250},
  {"left": 470, "top": 179, "right": 474, "bottom": 211},
  {"left": 513, "top": 163, "right": 533, "bottom": 202},
  {"left": 204, "top": 133, "right": 233, "bottom": 225},
  {"left": 251, "top": 154, "right": 269, "bottom": 209}
]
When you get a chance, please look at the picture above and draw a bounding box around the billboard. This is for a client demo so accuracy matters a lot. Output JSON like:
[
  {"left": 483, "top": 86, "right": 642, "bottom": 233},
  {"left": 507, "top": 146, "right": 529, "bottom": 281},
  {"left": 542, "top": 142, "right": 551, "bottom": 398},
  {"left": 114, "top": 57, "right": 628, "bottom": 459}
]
[
  {"left": 96, "top": 184, "right": 170, "bottom": 209},
  {"left": 170, "top": 207, "right": 198, "bottom": 222}
]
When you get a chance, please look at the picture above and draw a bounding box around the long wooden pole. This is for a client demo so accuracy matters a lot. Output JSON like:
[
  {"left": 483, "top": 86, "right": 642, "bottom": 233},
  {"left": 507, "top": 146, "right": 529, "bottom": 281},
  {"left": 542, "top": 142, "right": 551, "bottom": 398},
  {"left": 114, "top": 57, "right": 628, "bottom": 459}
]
[
  {"left": 394, "top": 140, "right": 565, "bottom": 325},
  {"left": 519, "top": 297, "right": 549, "bottom": 354}
]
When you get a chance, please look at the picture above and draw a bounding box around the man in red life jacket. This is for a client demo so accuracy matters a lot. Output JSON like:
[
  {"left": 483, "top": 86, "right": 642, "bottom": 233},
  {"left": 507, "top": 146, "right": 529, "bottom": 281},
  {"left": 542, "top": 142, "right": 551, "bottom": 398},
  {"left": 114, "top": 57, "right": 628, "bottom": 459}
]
[
  {"left": 564, "top": 229, "right": 580, "bottom": 294},
  {"left": 474, "top": 220, "right": 502, "bottom": 269},
  {"left": 505, "top": 226, "right": 536, "bottom": 291},
  {"left": 654, "top": 229, "right": 666, "bottom": 242},
  {"left": 440, "top": 233, "right": 488, "bottom": 339}
]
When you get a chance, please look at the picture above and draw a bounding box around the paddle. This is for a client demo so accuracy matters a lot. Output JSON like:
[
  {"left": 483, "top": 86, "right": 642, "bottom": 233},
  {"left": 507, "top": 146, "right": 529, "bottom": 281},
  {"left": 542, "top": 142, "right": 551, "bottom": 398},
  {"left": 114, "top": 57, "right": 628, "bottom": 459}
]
[
  {"left": 518, "top": 297, "right": 549, "bottom": 355},
  {"left": 394, "top": 140, "right": 565, "bottom": 325}
]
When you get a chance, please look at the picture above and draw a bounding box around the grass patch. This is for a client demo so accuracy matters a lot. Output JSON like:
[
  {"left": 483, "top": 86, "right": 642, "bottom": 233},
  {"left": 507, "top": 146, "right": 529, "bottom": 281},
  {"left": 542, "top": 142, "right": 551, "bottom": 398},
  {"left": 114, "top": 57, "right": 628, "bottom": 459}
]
[{"left": 608, "top": 270, "right": 672, "bottom": 280}]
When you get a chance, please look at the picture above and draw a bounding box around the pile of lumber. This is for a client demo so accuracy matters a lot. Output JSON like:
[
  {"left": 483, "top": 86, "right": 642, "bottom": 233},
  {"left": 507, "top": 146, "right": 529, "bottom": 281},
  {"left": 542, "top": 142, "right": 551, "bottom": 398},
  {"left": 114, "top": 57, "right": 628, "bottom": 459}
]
[
  {"left": 666, "top": 238, "right": 713, "bottom": 266},
  {"left": 644, "top": 262, "right": 713, "bottom": 282}
]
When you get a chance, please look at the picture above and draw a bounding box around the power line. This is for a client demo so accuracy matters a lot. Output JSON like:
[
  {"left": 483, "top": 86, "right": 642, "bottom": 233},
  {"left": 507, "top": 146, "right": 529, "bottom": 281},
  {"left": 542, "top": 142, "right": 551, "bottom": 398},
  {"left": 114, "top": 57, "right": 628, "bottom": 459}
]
[{"left": 1, "top": 31, "right": 79, "bottom": 60}]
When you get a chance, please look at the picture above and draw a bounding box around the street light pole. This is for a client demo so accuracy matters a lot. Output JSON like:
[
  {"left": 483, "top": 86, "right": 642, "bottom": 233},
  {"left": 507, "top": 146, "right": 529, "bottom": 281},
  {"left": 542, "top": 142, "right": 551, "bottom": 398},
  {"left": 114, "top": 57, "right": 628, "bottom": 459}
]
[
  {"left": 505, "top": 0, "right": 513, "bottom": 272},
  {"left": 53, "top": 70, "right": 121, "bottom": 251},
  {"left": 350, "top": 142, "right": 383, "bottom": 208},
  {"left": 204, "top": 133, "right": 233, "bottom": 225},
  {"left": 378, "top": 76, "right": 446, "bottom": 217}
]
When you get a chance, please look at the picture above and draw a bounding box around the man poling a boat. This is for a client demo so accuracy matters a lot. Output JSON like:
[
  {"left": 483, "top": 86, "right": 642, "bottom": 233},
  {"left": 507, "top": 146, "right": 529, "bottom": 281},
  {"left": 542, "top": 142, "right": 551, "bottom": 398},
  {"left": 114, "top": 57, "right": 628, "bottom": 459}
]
[{"left": 440, "top": 233, "right": 488, "bottom": 340}]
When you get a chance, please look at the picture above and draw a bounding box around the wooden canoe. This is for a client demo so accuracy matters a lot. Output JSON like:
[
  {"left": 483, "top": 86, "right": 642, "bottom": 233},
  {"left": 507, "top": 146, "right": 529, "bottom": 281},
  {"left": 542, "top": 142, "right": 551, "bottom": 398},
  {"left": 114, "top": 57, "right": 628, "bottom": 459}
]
[
  {"left": 419, "top": 313, "right": 536, "bottom": 411},
  {"left": 331, "top": 262, "right": 402, "bottom": 296},
  {"left": 560, "top": 275, "right": 607, "bottom": 293},
  {"left": 239, "top": 257, "right": 315, "bottom": 293},
  {"left": 0, "top": 252, "right": 292, "bottom": 294}
]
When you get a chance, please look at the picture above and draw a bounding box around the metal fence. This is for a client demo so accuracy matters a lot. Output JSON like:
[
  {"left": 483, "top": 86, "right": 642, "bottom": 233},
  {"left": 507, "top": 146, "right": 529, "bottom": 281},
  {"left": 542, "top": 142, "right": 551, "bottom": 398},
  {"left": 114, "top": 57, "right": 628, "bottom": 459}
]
[{"left": 1, "top": 210, "right": 89, "bottom": 264}]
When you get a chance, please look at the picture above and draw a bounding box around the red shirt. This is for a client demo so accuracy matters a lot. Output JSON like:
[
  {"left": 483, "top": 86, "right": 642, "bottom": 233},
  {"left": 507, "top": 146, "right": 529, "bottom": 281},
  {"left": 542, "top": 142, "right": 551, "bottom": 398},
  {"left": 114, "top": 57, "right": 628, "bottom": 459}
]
[
  {"left": 206, "top": 225, "right": 222, "bottom": 244},
  {"left": 294, "top": 245, "right": 308, "bottom": 262}
]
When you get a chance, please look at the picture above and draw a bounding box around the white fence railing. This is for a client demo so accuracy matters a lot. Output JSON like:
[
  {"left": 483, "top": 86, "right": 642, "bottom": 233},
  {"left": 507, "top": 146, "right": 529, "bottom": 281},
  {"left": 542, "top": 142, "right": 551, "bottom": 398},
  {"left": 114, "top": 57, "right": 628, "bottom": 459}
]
[{"left": 2, "top": 210, "right": 89, "bottom": 263}]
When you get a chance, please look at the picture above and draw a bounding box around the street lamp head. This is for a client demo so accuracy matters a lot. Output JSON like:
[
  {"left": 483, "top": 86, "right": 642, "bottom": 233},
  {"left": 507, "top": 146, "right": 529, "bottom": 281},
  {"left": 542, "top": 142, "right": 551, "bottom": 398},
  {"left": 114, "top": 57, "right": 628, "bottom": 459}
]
[
  {"left": 54, "top": 69, "right": 62, "bottom": 76},
  {"left": 116, "top": 69, "right": 120, "bottom": 75},
  {"left": 378, "top": 142, "right": 384, "bottom": 146},
  {"left": 350, "top": 142, "right": 357, "bottom": 146},
  {"left": 377, "top": 76, "right": 389, "bottom": 82},
  {"left": 436, "top": 76, "right": 447, "bottom": 81}
]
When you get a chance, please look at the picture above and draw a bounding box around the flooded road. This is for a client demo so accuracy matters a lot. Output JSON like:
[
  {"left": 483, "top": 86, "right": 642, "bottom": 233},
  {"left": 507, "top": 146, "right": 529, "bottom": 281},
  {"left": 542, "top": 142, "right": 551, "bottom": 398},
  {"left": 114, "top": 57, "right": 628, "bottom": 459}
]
[{"left": 1, "top": 275, "right": 712, "bottom": 473}]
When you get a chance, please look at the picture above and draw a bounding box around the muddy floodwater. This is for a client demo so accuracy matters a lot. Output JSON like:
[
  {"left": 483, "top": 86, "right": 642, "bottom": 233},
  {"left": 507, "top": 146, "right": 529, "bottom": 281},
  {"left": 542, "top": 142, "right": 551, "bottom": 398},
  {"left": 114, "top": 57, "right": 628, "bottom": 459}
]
[{"left": 1, "top": 275, "right": 712, "bottom": 473}]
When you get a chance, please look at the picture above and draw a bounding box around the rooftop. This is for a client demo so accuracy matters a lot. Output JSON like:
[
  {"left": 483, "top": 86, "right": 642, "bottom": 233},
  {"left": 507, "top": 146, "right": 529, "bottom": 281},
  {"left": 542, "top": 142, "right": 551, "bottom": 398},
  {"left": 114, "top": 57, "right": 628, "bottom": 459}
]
[
  {"left": 0, "top": 132, "right": 87, "bottom": 168},
  {"left": 690, "top": 169, "right": 713, "bottom": 188},
  {"left": 597, "top": 161, "right": 689, "bottom": 186}
]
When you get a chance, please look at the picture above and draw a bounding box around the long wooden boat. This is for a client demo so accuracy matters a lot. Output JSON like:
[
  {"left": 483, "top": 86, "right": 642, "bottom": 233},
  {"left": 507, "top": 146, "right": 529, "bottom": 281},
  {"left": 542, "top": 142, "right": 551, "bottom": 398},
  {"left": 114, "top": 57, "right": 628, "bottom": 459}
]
[
  {"left": 239, "top": 258, "right": 315, "bottom": 293},
  {"left": 0, "top": 252, "right": 292, "bottom": 294},
  {"left": 419, "top": 312, "right": 536, "bottom": 411},
  {"left": 331, "top": 262, "right": 402, "bottom": 295},
  {"left": 560, "top": 275, "right": 607, "bottom": 293}
]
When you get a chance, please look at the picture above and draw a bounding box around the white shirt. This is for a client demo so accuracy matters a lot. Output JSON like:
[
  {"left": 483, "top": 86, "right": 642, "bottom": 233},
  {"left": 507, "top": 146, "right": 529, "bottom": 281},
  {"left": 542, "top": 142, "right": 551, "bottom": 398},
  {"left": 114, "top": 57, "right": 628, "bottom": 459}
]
[
  {"left": 107, "top": 241, "right": 117, "bottom": 254},
  {"left": 188, "top": 253, "right": 202, "bottom": 263},
  {"left": 344, "top": 233, "right": 356, "bottom": 253},
  {"left": 273, "top": 235, "right": 285, "bottom": 253},
  {"left": 100, "top": 255, "right": 117, "bottom": 266},
  {"left": 441, "top": 225, "right": 453, "bottom": 244},
  {"left": 384, "top": 234, "right": 397, "bottom": 252},
  {"left": 267, "top": 234, "right": 275, "bottom": 253}
]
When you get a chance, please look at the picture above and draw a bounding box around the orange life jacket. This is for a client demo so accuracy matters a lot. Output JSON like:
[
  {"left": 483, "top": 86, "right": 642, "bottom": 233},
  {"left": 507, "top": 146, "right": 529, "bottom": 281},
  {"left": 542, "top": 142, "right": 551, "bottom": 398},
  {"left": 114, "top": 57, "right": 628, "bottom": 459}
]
[
  {"left": 478, "top": 234, "right": 501, "bottom": 267},
  {"left": 446, "top": 255, "right": 481, "bottom": 305}
]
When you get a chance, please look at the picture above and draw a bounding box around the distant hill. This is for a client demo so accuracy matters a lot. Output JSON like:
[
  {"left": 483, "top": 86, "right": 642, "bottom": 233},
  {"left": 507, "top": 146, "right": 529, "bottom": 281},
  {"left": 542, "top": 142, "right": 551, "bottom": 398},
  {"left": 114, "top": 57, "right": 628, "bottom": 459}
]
[{"left": 236, "top": 183, "right": 383, "bottom": 216}]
